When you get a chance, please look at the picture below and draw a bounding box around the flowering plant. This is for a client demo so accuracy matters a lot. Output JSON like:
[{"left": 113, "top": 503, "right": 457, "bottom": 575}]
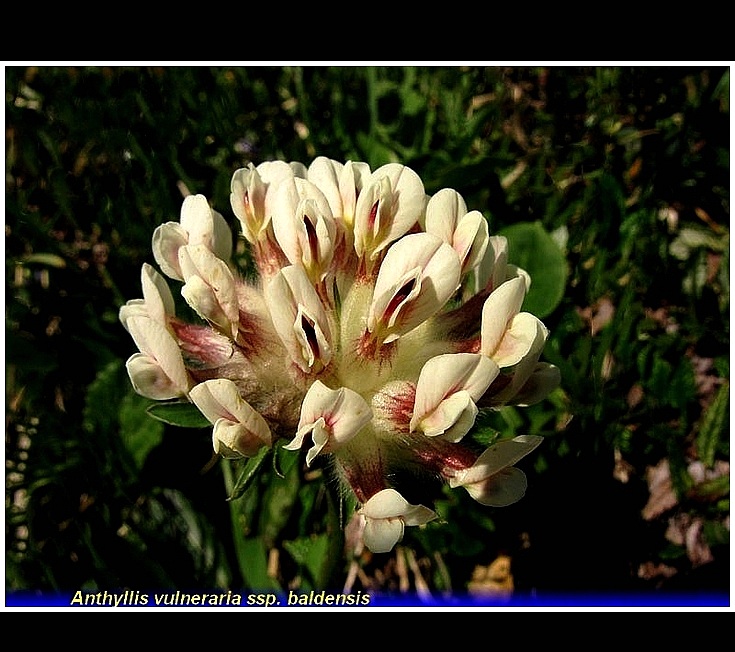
[{"left": 120, "top": 158, "right": 560, "bottom": 555}]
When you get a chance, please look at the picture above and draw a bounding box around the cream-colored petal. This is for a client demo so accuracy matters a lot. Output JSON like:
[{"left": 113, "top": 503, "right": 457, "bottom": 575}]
[
  {"left": 212, "top": 418, "right": 270, "bottom": 458},
  {"left": 190, "top": 379, "right": 271, "bottom": 457},
  {"left": 492, "top": 312, "right": 547, "bottom": 368},
  {"left": 454, "top": 211, "right": 489, "bottom": 275},
  {"left": 180, "top": 194, "right": 215, "bottom": 248},
  {"left": 152, "top": 222, "right": 188, "bottom": 281},
  {"left": 480, "top": 276, "right": 527, "bottom": 357},
  {"left": 360, "top": 488, "right": 411, "bottom": 519},
  {"left": 338, "top": 160, "right": 371, "bottom": 229},
  {"left": 141, "top": 263, "right": 176, "bottom": 323},
  {"left": 178, "top": 245, "right": 239, "bottom": 338},
  {"left": 474, "top": 235, "right": 509, "bottom": 294},
  {"left": 298, "top": 380, "right": 372, "bottom": 446},
  {"left": 412, "top": 353, "right": 499, "bottom": 428},
  {"left": 463, "top": 467, "right": 529, "bottom": 507},
  {"left": 363, "top": 516, "right": 404, "bottom": 554},
  {"left": 265, "top": 265, "right": 332, "bottom": 372},
  {"left": 125, "top": 353, "right": 187, "bottom": 400},
  {"left": 353, "top": 164, "right": 425, "bottom": 260},
  {"left": 449, "top": 435, "right": 543, "bottom": 488},
  {"left": 417, "top": 390, "right": 477, "bottom": 441},
  {"left": 511, "top": 363, "right": 561, "bottom": 407},
  {"left": 307, "top": 156, "right": 344, "bottom": 218},
  {"left": 230, "top": 164, "right": 268, "bottom": 243},
  {"left": 368, "top": 233, "right": 461, "bottom": 343},
  {"left": 119, "top": 299, "right": 147, "bottom": 332},
  {"left": 425, "top": 187, "right": 467, "bottom": 244},
  {"left": 126, "top": 315, "right": 189, "bottom": 396}
]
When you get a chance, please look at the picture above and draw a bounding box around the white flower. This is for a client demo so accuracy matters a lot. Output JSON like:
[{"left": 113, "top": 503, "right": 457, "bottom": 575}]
[
  {"left": 358, "top": 489, "right": 437, "bottom": 553},
  {"left": 122, "top": 157, "right": 557, "bottom": 554},
  {"left": 283, "top": 380, "right": 372, "bottom": 466},
  {"left": 265, "top": 265, "right": 333, "bottom": 373},
  {"left": 410, "top": 353, "right": 499, "bottom": 442},
  {"left": 353, "top": 163, "right": 426, "bottom": 265},
  {"left": 480, "top": 276, "right": 547, "bottom": 368},
  {"left": 119, "top": 263, "right": 176, "bottom": 331},
  {"left": 367, "top": 232, "right": 461, "bottom": 345},
  {"left": 230, "top": 161, "right": 295, "bottom": 245},
  {"left": 179, "top": 244, "right": 240, "bottom": 340},
  {"left": 189, "top": 379, "right": 272, "bottom": 458},
  {"left": 124, "top": 315, "right": 190, "bottom": 400},
  {"left": 448, "top": 435, "right": 544, "bottom": 506},
  {"left": 152, "top": 194, "right": 232, "bottom": 281},
  {"left": 425, "top": 188, "right": 489, "bottom": 280},
  {"left": 271, "top": 176, "right": 338, "bottom": 283}
]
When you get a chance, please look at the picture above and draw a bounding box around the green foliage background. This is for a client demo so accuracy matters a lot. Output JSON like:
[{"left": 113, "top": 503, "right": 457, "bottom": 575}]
[{"left": 5, "top": 65, "right": 729, "bottom": 604}]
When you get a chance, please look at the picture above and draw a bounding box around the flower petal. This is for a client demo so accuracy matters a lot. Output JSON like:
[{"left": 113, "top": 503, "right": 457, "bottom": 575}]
[
  {"left": 230, "top": 161, "right": 294, "bottom": 244},
  {"left": 425, "top": 187, "right": 467, "bottom": 244},
  {"left": 353, "top": 164, "right": 426, "bottom": 261},
  {"left": 360, "top": 487, "right": 411, "bottom": 519},
  {"left": 189, "top": 379, "right": 271, "bottom": 457},
  {"left": 449, "top": 434, "right": 543, "bottom": 488},
  {"left": 359, "top": 488, "right": 437, "bottom": 553},
  {"left": 492, "top": 312, "right": 547, "bottom": 368},
  {"left": 272, "top": 178, "right": 337, "bottom": 282},
  {"left": 285, "top": 380, "right": 372, "bottom": 466},
  {"left": 480, "top": 276, "right": 527, "bottom": 359},
  {"left": 125, "top": 315, "right": 189, "bottom": 399},
  {"left": 180, "top": 194, "right": 232, "bottom": 262},
  {"left": 363, "top": 516, "right": 404, "bottom": 554},
  {"left": 417, "top": 391, "right": 478, "bottom": 442},
  {"left": 368, "top": 233, "right": 461, "bottom": 344},
  {"left": 511, "top": 362, "right": 562, "bottom": 407},
  {"left": 463, "top": 467, "right": 529, "bottom": 507},
  {"left": 410, "top": 353, "right": 498, "bottom": 439},
  {"left": 152, "top": 222, "right": 188, "bottom": 281},
  {"left": 265, "top": 265, "right": 332, "bottom": 373},
  {"left": 178, "top": 244, "right": 239, "bottom": 339}
]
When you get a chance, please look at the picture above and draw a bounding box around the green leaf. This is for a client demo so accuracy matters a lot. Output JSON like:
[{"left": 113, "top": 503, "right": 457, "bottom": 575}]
[
  {"left": 273, "top": 445, "right": 301, "bottom": 478},
  {"left": 228, "top": 447, "right": 271, "bottom": 502},
  {"left": 696, "top": 381, "right": 729, "bottom": 467},
  {"left": 237, "top": 537, "right": 281, "bottom": 591},
  {"left": 146, "top": 401, "right": 211, "bottom": 428},
  {"left": 283, "top": 534, "right": 330, "bottom": 587},
  {"left": 119, "top": 390, "right": 164, "bottom": 472},
  {"left": 500, "top": 220, "right": 568, "bottom": 318}
]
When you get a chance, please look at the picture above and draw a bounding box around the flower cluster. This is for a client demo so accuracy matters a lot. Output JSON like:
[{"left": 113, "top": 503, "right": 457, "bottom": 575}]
[{"left": 120, "top": 158, "right": 560, "bottom": 554}]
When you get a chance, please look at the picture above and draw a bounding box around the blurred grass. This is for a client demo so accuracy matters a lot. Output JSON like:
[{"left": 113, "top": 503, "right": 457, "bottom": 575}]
[{"left": 5, "top": 65, "right": 729, "bottom": 602}]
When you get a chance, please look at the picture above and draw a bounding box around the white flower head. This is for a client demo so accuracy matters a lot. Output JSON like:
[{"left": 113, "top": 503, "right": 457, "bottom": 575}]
[{"left": 122, "top": 157, "right": 557, "bottom": 555}]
